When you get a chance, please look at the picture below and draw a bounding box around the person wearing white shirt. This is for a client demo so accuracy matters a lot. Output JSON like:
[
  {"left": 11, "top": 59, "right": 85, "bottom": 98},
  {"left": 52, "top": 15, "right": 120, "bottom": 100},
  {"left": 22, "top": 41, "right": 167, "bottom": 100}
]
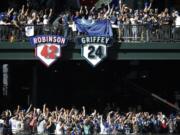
[
  {"left": 175, "top": 11, "right": 180, "bottom": 28},
  {"left": 130, "top": 16, "right": 138, "bottom": 41},
  {"left": 55, "top": 121, "right": 64, "bottom": 135},
  {"left": 99, "top": 115, "right": 108, "bottom": 134},
  {"left": 9, "top": 116, "right": 23, "bottom": 134},
  {"left": 43, "top": 9, "right": 53, "bottom": 34},
  {"left": 0, "top": 119, "right": 5, "bottom": 134},
  {"left": 37, "top": 119, "right": 47, "bottom": 134},
  {"left": 0, "top": 20, "right": 7, "bottom": 25}
]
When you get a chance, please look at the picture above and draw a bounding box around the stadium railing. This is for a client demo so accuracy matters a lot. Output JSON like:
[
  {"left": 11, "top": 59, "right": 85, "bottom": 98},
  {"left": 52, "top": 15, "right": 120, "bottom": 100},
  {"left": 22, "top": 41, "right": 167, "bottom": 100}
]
[{"left": 0, "top": 24, "right": 180, "bottom": 43}]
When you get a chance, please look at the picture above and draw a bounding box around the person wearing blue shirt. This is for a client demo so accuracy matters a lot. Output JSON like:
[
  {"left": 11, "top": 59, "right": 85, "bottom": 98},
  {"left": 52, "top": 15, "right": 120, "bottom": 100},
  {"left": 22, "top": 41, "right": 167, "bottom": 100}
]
[{"left": 62, "top": 13, "right": 69, "bottom": 38}]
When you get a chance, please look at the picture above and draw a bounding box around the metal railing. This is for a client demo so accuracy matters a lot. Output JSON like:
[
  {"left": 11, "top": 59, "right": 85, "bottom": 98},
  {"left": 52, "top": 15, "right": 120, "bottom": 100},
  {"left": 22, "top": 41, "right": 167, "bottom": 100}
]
[
  {"left": 112, "top": 24, "right": 180, "bottom": 42},
  {"left": 0, "top": 24, "right": 180, "bottom": 43}
]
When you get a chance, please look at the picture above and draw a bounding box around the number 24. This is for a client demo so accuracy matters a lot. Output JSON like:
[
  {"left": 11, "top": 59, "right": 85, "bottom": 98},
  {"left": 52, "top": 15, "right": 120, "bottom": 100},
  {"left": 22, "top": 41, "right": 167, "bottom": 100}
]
[{"left": 88, "top": 46, "right": 104, "bottom": 59}]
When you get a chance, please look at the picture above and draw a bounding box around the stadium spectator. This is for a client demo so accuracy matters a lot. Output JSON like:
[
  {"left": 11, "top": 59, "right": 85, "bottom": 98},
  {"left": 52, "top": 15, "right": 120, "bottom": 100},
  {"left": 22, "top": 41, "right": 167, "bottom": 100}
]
[
  {"left": 0, "top": 0, "right": 180, "bottom": 42},
  {"left": 43, "top": 8, "right": 53, "bottom": 34},
  {"left": 0, "top": 104, "right": 180, "bottom": 135}
]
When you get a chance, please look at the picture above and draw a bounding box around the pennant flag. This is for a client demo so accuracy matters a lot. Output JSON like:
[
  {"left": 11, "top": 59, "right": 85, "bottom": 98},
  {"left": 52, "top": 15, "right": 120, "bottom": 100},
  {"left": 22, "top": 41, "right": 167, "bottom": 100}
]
[
  {"left": 95, "top": 0, "right": 112, "bottom": 9},
  {"left": 75, "top": 18, "right": 113, "bottom": 37},
  {"left": 176, "top": 16, "right": 180, "bottom": 28},
  {"left": 25, "top": 26, "right": 34, "bottom": 37}
]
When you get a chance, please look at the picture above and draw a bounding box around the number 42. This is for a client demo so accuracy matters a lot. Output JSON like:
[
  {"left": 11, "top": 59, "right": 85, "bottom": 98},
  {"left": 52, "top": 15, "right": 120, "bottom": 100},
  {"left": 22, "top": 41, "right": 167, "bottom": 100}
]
[{"left": 41, "top": 45, "right": 58, "bottom": 59}]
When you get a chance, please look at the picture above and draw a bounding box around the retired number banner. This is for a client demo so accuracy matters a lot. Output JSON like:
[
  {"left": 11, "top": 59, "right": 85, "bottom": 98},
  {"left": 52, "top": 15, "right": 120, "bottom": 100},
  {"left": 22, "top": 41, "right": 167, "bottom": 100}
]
[
  {"left": 30, "top": 35, "right": 67, "bottom": 67},
  {"left": 77, "top": 36, "right": 112, "bottom": 67}
]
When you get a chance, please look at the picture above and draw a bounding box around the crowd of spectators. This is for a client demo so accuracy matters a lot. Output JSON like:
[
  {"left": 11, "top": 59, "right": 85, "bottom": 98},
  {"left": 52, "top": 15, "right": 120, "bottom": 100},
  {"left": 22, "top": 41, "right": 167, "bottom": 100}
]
[
  {"left": 0, "top": 0, "right": 180, "bottom": 42},
  {"left": 0, "top": 104, "right": 180, "bottom": 135}
]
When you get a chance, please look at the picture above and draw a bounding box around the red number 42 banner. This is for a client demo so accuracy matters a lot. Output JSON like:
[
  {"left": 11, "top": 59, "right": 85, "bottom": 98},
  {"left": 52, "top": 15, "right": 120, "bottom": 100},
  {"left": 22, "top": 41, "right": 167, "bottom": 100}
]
[
  {"left": 30, "top": 35, "right": 66, "bottom": 67},
  {"left": 35, "top": 44, "right": 61, "bottom": 67}
]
